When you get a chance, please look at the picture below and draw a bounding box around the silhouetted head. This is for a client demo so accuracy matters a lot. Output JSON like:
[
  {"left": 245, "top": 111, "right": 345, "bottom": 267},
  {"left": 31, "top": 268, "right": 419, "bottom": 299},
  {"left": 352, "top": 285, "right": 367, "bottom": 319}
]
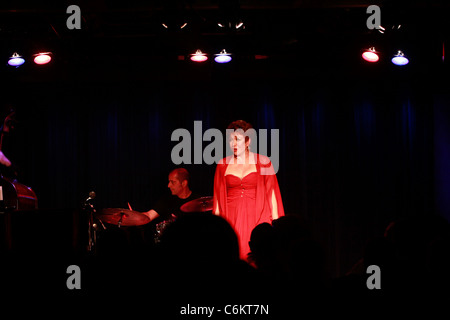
[
  {"left": 249, "top": 223, "right": 275, "bottom": 256},
  {"left": 159, "top": 213, "right": 240, "bottom": 267}
]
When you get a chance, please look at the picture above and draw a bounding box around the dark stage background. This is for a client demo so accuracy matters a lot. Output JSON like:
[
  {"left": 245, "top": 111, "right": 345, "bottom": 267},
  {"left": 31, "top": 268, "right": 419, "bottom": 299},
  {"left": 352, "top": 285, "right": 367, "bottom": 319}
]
[
  {"left": 1, "top": 2, "right": 450, "bottom": 281},
  {"left": 3, "top": 66, "right": 450, "bottom": 279}
]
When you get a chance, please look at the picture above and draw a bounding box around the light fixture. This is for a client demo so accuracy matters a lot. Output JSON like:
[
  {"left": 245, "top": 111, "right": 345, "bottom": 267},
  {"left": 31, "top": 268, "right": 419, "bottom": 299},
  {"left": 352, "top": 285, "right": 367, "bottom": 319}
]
[
  {"left": 362, "top": 47, "right": 379, "bottom": 62},
  {"left": 391, "top": 50, "right": 409, "bottom": 66},
  {"left": 8, "top": 52, "right": 25, "bottom": 67},
  {"left": 161, "top": 19, "right": 188, "bottom": 30},
  {"left": 214, "top": 49, "right": 232, "bottom": 63},
  {"left": 217, "top": 20, "right": 244, "bottom": 30},
  {"left": 190, "top": 49, "right": 208, "bottom": 62},
  {"left": 33, "top": 52, "right": 52, "bottom": 65}
]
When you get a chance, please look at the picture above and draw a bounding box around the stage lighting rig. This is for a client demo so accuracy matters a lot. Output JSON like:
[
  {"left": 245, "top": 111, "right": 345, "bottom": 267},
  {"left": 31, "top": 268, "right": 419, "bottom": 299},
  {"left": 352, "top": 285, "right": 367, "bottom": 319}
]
[
  {"left": 362, "top": 47, "right": 380, "bottom": 62},
  {"left": 8, "top": 53, "right": 25, "bottom": 67},
  {"left": 391, "top": 50, "right": 409, "bottom": 66},
  {"left": 214, "top": 49, "right": 232, "bottom": 63},
  {"left": 216, "top": 0, "right": 245, "bottom": 31},
  {"left": 190, "top": 49, "right": 208, "bottom": 62}
]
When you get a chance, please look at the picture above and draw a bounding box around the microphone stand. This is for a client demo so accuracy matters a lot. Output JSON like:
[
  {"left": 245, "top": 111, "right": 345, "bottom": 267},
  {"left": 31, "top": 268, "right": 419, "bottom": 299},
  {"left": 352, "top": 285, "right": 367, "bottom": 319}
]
[{"left": 83, "top": 193, "right": 97, "bottom": 254}]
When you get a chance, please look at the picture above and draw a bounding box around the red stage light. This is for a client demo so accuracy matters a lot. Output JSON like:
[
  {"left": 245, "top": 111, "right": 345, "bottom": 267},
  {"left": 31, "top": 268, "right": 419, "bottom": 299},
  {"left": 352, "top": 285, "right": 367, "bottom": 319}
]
[
  {"left": 362, "top": 47, "right": 379, "bottom": 62},
  {"left": 34, "top": 53, "right": 52, "bottom": 65},
  {"left": 190, "top": 50, "right": 208, "bottom": 62}
]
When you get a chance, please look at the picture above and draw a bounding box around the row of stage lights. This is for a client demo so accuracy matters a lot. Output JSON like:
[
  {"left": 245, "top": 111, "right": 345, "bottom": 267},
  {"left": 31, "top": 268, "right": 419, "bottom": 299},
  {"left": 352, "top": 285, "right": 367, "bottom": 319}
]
[
  {"left": 362, "top": 23, "right": 410, "bottom": 66},
  {"left": 6, "top": 49, "right": 234, "bottom": 67},
  {"left": 362, "top": 47, "right": 409, "bottom": 66},
  {"left": 5, "top": 49, "right": 410, "bottom": 67},
  {"left": 6, "top": 15, "right": 241, "bottom": 67},
  {"left": 8, "top": 52, "right": 52, "bottom": 67},
  {"left": 190, "top": 49, "right": 233, "bottom": 63},
  {"left": 6, "top": 48, "right": 413, "bottom": 67}
]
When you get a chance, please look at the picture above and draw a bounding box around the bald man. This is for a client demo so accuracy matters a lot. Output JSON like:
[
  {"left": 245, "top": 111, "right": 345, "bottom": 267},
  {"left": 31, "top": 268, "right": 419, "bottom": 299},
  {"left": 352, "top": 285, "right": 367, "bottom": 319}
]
[{"left": 144, "top": 168, "right": 199, "bottom": 222}]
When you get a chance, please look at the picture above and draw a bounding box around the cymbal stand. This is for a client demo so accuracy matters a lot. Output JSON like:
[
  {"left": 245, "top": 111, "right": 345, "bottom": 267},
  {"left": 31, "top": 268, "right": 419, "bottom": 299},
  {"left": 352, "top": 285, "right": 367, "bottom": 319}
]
[{"left": 117, "top": 212, "right": 125, "bottom": 228}]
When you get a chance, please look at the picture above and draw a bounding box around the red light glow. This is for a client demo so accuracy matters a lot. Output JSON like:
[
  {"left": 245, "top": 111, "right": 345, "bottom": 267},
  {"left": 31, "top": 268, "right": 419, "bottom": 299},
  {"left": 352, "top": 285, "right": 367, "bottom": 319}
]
[
  {"left": 362, "top": 49, "right": 379, "bottom": 62},
  {"left": 34, "top": 53, "right": 52, "bottom": 65},
  {"left": 362, "top": 51, "right": 379, "bottom": 62},
  {"left": 190, "top": 50, "right": 208, "bottom": 62}
]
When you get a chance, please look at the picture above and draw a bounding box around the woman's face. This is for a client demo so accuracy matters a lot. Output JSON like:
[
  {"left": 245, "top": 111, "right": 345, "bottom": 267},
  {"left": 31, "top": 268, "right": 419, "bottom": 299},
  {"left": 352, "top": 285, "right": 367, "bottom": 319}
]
[{"left": 229, "top": 132, "right": 249, "bottom": 157}]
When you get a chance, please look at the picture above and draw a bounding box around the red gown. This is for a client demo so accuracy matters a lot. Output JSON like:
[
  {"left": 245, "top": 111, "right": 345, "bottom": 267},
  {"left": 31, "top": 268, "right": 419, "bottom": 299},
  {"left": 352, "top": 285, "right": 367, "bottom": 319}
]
[{"left": 213, "top": 153, "right": 285, "bottom": 260}]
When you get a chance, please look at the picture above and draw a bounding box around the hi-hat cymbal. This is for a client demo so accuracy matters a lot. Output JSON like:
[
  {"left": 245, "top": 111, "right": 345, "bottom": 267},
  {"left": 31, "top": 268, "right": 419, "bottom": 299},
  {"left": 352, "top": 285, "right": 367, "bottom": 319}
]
[
  {"left": 180, "top": 196, "right": 213, "bottom": 213},
  {"left": 96, "top": 208, "right": 150, "bottom": 227}
]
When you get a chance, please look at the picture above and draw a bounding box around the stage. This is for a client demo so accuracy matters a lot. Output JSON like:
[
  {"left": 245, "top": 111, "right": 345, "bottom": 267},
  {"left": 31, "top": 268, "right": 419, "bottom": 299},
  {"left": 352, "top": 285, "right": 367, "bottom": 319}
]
[{"left": 1, "top": 1, "right": 450, "bottom": 316}]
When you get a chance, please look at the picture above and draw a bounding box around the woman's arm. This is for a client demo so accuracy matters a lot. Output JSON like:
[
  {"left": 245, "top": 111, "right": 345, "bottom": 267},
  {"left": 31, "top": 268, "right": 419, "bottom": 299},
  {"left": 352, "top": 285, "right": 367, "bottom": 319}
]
[
  {"left": 271, "top": 189, "right": 278, "bottom": 220},
  {"left": 213, "top": 160, "right": 227, "bottom": 216},
  {"left": 214, "top": 202, "right": 220, "bottom": 215}
]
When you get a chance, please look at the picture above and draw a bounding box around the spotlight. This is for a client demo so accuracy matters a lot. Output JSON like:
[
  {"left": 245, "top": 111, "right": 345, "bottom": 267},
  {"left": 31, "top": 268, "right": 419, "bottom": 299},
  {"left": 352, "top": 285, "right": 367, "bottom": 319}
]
[
  {"left": 377, "top": 25, "right": 386, "bottom": 34},
  {"left": 33, "top": 52, "right": 52, "bottom": 65},
  {"left": 8, "top": 52, "right": 25, "bottom": 67},
  {"left": 217, "top": 20, "right": 244, "bottom": 30},
  {"left": 214, "top": 49, "right": 232, "bottom": 63},
  {"left": 362, "top": 47, "right": 379, "bottom": 62},
  {"left": 190, "top": 49, "right": 208, "bottom": 62},
  {"left": 161, "top": 21, "right": 187, "bottom": 29},
  {"left": 391, "top": 50, "right": 409, "bottom": 66}
]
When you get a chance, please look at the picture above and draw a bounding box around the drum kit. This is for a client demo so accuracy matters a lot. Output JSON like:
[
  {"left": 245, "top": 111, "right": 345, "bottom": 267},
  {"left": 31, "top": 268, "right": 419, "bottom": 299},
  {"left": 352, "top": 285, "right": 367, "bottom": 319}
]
[{"left": 85, "top": 195, "right": 214, "bottom": 252}]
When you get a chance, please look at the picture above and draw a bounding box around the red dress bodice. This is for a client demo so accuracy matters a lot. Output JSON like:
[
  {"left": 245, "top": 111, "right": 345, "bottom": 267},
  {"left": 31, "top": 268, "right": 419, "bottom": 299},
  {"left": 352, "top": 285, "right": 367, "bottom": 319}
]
[{"left": 225, "top": 172, "right": 264, "bottom": 259}]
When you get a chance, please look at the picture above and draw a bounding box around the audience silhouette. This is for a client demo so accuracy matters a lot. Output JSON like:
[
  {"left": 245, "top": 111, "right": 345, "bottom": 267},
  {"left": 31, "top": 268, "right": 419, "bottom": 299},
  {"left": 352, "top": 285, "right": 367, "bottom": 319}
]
[
  {"left": 331, "top": 214, "right": 450, "bottom": 308},
  {"left": 249, "top": 216, "right": 326, "bottom": 294},
  {"left": 5, "top": 209, "right": 448, "bottom": 316},
  {"left": 81, "top": 211, "right": 450, "bottom": 310},
  {"left": 156, "top": 212, "right": 251, "bottom": 296}
]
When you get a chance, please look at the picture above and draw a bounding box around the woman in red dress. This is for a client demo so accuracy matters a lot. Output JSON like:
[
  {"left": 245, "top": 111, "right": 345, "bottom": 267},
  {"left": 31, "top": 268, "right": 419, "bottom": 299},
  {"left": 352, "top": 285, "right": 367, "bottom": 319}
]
[{"left": 213, "top": 120, "right": 285, "bottom": 261}]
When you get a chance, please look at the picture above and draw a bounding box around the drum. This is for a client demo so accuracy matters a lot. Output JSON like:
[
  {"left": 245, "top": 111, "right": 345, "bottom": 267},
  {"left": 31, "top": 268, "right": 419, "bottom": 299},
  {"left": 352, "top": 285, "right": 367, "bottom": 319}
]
[
  {"left": 1, "top": 176, "right": 38, "bottom": 211},
  {"left": 154, "top": 216, "right": 176, "bottom": 244}
]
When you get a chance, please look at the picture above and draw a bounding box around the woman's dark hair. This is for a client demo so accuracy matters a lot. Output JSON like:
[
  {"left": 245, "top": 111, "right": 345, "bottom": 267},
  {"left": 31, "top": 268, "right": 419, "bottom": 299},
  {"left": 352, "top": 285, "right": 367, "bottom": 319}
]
[
  {"left": 227, "top": 120, "right": 254, "bottom": 143},
  {"left": 227, "top": 120, "right": 253, "bottom": 132}
]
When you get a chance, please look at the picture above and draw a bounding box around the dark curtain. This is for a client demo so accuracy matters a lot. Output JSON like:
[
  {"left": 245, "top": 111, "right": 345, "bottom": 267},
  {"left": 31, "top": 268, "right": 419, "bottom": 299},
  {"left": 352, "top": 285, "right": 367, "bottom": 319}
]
[{"left": 1, "top": 69, "right": 444, "bottom": 278}]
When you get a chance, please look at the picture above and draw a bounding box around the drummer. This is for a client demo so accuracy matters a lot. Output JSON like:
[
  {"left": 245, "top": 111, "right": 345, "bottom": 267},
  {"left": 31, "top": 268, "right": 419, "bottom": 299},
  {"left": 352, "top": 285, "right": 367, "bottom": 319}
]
[{"left": 143, "top": 168, "right": 200, "bottom": 223}]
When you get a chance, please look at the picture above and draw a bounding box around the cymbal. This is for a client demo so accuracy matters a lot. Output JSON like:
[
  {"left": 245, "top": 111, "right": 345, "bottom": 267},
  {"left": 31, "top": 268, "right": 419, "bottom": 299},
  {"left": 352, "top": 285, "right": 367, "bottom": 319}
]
[
  {"left": 96, "top": 208, "right": 150, "bottom": 227},
  {"left": 180, "top": 196, "right": 213, "bottom": 213}
]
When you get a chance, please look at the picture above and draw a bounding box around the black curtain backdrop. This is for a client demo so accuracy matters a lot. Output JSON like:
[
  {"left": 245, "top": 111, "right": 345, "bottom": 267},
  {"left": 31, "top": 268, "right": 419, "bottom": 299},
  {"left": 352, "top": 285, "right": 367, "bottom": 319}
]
[{"left": 2, "top": 64, "right": 449, "bottom": 278}]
